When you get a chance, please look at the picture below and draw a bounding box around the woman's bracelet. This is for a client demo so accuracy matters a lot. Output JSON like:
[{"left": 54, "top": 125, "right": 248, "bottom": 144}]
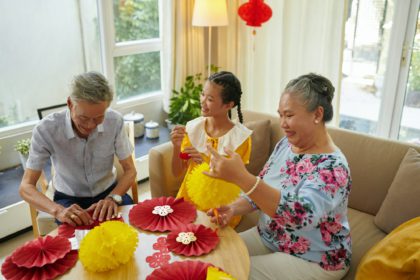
[{"left": 245, "top": 176, "right": 261, "bottom": 196}]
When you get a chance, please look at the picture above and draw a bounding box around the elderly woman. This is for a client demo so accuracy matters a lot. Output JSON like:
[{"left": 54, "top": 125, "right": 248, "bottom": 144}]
[{"left": 206, "top": 73, "right": 351, "bottom": 280}]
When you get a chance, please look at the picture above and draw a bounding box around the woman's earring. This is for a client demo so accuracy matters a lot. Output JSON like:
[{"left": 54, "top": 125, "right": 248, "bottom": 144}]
[{"left": 315, "top": 120, "right": 319, "bottom": 124}]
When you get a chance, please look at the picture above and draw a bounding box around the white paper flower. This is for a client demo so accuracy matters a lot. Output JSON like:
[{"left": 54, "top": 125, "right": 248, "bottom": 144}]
[
  {"left": 176, "top": 232, "right": 197, "bottom": 245},
  {"left": 152, "top": 205, "right": 174, "bottom": 216}
]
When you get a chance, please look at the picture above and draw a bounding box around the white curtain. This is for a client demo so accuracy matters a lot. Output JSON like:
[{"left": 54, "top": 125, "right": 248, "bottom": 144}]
[
  {"left": 162, "top": 0, "right": 207, "bottom": 112},
  {"left": 236, "top": 0, "right": 346, "bottom": 125},
  {"left": 165, "top": 0, "right": 346, "bottom": 125}
]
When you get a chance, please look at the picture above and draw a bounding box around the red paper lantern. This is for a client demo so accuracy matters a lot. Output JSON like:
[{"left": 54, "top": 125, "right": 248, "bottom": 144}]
[{"left": 238, "top": 0, "right": 272, "bottom": 28}]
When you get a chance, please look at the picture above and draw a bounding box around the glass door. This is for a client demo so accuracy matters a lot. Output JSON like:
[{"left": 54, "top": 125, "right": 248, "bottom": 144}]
[
  {"left": 396, "top": 8, "right": 420, "bottom": 144},
  {"left": 339, "top": 0, "right": 394, "bottom": 135}
]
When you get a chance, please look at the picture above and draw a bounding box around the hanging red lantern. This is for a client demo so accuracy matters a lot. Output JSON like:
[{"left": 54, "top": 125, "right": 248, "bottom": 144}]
[{"left": 238, "top": 0, "right": 272, "bottom": 30}]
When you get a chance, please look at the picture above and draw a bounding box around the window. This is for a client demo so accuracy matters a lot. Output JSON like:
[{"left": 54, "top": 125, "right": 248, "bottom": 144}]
[
  {"left": 0, "top": 0, "right": 164, "bottom": 132},
  {"left": 339, "top": 0, "right": 420, "bottom": 144},
  {"left": 99, "top": 0, "right": 162, "bottom": 103},
  {"left": 0, "top": 0, "right": 101, "bottom": 130}
]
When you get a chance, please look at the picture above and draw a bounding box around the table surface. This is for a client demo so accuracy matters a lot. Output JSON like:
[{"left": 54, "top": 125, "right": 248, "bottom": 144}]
[{"left": 57, "top": 205, "right": 250, "bottom": 280}]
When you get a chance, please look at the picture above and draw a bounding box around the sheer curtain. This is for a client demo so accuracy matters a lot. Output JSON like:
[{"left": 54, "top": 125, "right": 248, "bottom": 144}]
[
  {"left": 162, "top": 0, "right": 206, "bottom": 112},
  {"left": 165, "top": 0, "right": 346, "bottom": 125},
  {"left": 236, "top": 0, "right": 346, "bottom": 125}
]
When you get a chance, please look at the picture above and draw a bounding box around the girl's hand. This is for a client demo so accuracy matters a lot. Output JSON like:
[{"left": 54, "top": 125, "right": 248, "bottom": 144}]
[
  {"left": 170, "top": 125, "right": 186, "bottom": 148},
  {"left": 183, "top": 146, "right": 204, "bottom": 164}
]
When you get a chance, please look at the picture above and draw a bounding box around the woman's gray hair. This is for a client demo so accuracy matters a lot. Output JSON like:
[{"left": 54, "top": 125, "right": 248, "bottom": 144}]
[
  {"left": 70, "top": 71, "right": 113, "bottom": 103},
  {"left": 283, "top": 73, "right": 335, "bottom": 122}
]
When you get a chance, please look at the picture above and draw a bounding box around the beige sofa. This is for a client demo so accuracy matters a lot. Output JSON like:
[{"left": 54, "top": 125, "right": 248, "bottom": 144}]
[{"left": 148, "top": 110, "right": 420, "bottom": 279}]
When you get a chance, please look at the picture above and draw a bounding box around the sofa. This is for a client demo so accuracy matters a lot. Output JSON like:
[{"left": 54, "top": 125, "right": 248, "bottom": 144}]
[{"left": 148, "top": 110, "right": 420, "bottom": 279}]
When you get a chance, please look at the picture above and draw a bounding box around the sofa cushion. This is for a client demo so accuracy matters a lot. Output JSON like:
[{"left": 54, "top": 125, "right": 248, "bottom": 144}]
[
  {"left": 374, "top": 148, "right": 420, "bottom": 233},
  {"left": 356, "top": 217, "right": 420, "bottom": 279},
  {"left": 342, "top": 208, "right": 386, "bottom": 280},
  {"left": 244, "top": 120, "right": 271, "bottom": 176}
]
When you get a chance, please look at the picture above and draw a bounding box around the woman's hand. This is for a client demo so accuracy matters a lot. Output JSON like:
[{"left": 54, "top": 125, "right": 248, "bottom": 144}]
[
  {"left": 170, "top": 125, "right": 186, "bottom": 149},
  {"left": 183, "top": 146, "right": 203, "bottom": 164},
  {"left": 207, "top": 205, "right": 235, "bottom": 227},
  {"left": 205, "top": 145, "right": 249, "bottom": 185}
]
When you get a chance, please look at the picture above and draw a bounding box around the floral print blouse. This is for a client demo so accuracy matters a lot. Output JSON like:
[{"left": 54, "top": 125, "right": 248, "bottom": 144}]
[{"left": 247, "top": 137, "right": 352, "bottom": 271}]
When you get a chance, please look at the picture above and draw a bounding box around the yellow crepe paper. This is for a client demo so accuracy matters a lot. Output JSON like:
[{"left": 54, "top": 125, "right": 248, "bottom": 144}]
[
  {"left": 186, "top": 162, "right": 241, "bottom": 211},
  {"left": 206, "top": 266, "right": 237, "bottom": 280},
  {"left": 79, "top": 220, "right": 138, "bottom": 272}
]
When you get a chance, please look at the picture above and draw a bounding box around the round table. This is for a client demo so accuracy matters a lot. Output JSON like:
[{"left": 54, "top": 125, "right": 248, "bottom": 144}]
[{"left": 57, "top": 204, "right": 250, "bottom": 280}]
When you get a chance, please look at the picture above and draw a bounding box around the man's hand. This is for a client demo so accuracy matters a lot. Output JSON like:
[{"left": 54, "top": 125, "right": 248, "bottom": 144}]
[
  {"left": 55, "top": 204, "right": 93, "bottom": 226},
  {"left": 87, "top": 197, "right": 118, "bottom": 222}
]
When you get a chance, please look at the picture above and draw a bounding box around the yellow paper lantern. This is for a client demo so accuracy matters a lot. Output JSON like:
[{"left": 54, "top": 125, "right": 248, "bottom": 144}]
[
  {"left": 79, "top": 221, "right": 138, "bottom": 272},
  {"left": 206, "top": 266, "right": 237, "bottom": 279},
  {"left": 186, "top": 162, "right": 241, "bottom": 211}
]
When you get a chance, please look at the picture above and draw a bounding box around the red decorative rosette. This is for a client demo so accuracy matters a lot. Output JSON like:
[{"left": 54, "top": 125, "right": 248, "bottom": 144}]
[
  {"left": 58, "top": 210, "right": 124, "bottom": 238},
  {"left": 166, "top": 224, "right": 219, "bottom": 256},
  {"left": 1, "top": 250, "right": 78, "bottom": 280},
  {"left": 146, "top": 260, "right": 212, "bottom": 280},
  {"left": 10, "top": 235, "right": 71, "bottom": 268},
  {"left": 129, "top": 197, "right": 196, "bottom": 232}
]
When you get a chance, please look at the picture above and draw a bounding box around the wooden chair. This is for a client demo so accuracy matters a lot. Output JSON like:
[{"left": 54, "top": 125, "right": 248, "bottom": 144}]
[{"left": 29, "top": 121, "right": 139, "bottom": 237}]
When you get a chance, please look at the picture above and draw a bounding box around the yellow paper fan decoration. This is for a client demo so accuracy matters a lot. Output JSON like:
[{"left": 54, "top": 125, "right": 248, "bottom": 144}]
[
  {"left": 79, "top": 220, "right": 138, "bottom": 272},
  {"left": 186, "top": 162, "right": 241, "bottom": 211},
  {"left": 206, "top": 266, "right": 237, "bottom": 280}
]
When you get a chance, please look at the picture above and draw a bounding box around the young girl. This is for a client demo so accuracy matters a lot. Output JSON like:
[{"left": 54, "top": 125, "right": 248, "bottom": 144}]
[{"left": 170, "top": 71, "right": 252, "bottom": 221}]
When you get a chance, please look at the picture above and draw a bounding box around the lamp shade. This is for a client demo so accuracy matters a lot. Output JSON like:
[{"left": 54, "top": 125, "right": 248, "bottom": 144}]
[{"left": 192, "top": 0, "right": 228, "bottom": 27}]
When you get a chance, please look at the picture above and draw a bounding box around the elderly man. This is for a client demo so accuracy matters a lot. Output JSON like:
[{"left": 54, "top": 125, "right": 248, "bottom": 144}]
[{"left": 19, "top": 72, "right": 137, "bottom": 226}]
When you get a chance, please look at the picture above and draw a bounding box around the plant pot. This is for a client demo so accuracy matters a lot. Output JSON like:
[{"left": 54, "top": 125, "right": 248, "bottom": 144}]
[{"left": 19, "top": 153, "right": 28, "bottom": 170}]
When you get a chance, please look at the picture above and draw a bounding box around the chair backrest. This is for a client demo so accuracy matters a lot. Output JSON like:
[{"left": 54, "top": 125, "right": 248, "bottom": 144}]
[
  {"left": 37, "top": 103, "right": 67, "bottom": 120},
  {"left": 29, "top": 120, "right": 138, "bottom": 237}
]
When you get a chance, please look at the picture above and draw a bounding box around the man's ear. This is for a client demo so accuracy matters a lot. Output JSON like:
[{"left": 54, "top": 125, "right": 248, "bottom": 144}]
[{"left": 67, "top": 97, "right": 73, "bottom": 109}]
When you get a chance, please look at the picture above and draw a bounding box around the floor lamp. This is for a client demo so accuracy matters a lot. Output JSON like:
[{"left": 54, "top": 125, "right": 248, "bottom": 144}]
[{"left": 192, "top": 0, "right": 228, "bottom": 77}]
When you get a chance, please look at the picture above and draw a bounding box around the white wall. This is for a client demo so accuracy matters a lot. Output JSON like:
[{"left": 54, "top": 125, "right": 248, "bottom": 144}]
[{"left": 0, "top": 99, "right": 165, "bottom": 170}]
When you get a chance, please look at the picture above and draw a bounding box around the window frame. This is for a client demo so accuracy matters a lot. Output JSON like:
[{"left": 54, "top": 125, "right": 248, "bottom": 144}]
[
  {"left": 97, "top": 0, "right": 165, "bottom": 110},
  {"left": 339, "top": 0, "right": 420, "bottom": 141}
]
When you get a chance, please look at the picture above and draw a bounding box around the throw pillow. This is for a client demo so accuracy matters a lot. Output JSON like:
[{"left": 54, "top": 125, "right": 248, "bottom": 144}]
[
  {"left": 374, "top": 148, "right": 420, "bottom": 233},
  {"left": 244, "top": 119, "right": 271, "bottom": 176},
  {"left": 356, "top": 217, "right": 420, "bottom": 280}
]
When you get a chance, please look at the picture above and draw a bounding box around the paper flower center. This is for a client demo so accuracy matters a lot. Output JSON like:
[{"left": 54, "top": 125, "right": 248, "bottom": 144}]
[
  {"left": 176, "top": 232, "right": 197, "bottom": 245},
  {"left": 152, "top": 205, "right": 174, "bottom": 216}
]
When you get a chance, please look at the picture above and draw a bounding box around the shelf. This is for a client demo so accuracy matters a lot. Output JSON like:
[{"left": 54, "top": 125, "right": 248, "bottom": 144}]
[{"left": 0, "top": 127, "right": 170, "bottom": 209}]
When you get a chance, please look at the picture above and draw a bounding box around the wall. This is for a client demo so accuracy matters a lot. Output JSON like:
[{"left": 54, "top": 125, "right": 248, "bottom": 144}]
[{"left": 0, "top": 99, "right": 165, "bottom": 170}]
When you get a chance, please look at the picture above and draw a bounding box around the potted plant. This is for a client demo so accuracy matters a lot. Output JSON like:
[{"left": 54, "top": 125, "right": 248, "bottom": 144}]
[
  {"left": 167, "top": 66, "right": 220, "bottom": 128},
  {"left": 14, "top": 138, "right": 31, "bottom": 169}
]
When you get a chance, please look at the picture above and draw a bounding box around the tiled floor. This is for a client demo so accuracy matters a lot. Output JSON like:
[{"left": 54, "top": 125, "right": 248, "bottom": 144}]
[{"left": 0, "top": 180, "right": 151, "bottom": 276}]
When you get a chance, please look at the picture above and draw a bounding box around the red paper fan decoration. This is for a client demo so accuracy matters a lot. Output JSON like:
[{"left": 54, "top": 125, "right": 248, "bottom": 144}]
[
  {"left": 1, "top": 250, "right": 78, "bottom": 280},
  {"left": 11, "top": 235, "right": 71, "bottom": 268},
  {"left": 166, "top": 224, "right": 219, "bottom": 256},
  {"left": 129, "top": 197, "right": 197, "bottom": 232},
  {"left": 58, "top": 210, "right": 124, "bottom": 238},
  {"left": 238, "top": 0, "right": 272, "bottom": 27},
  {"left": 146, "top": 260, "right": 212, "bottom": 280}
]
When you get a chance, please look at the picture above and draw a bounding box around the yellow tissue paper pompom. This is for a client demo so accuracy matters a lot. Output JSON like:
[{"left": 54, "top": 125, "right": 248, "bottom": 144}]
[
  {"left": 186, "top": 162, "right": 241, "bottom": 211},
  {"left": 206, "top": 266, "right": 237, "bottom": 279},
  {"left": 79, "top": 220, "right": 138, "bottom": 272}
]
